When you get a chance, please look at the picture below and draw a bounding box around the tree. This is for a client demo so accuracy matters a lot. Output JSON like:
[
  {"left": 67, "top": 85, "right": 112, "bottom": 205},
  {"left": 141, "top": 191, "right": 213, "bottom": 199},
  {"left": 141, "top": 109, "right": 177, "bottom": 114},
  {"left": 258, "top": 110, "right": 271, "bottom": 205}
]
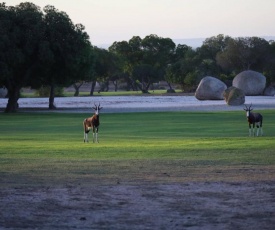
[
  {"left": 264, "top": 40, "right": 275, "bottom": 85},
  {"left": 216, "top": 37, "right": 270, "bottom": 73},
  {"left": 196, "top": 34, "right": 232, "bottom": 77},
  {"left": 109, "top": 41, "right": 133, "bottom": 74},
  {"left": 109, "top": 38, "right": 144, "bottom": 91},
  {"left": 141, "top": 34, "right": 175, "bottom": 75},
  {"left": 0, "top": 2, "right": 44, "bottom": 112},
  {"left": 70, "top": 41, "right": 94, "bottom": 97},
  {"left": 109, "top": 37, "right": 143, "bottom": 88},
  {"left": 89, "top": 47, "right": 117, "bottom": 95},
  {"left": 35, "top": 5, "right": 92, "bottom": 109},
  {"left": 165, "top": 45, "right": 199, "bottom": 91},
  {"left": 198, "top": 34, "right": 232, "bottom": 60},
  {"left": 132, "top": 64, "right": 160, "bottom": 93},
  {"left": 0, "top": 3, "right": 92, "bottom": 111},
  {"left": 109, "top": 34, "right": 176, "bottom": 93},
  {"left": 140, "top": 35, "right": 176, "bottom": 92}
]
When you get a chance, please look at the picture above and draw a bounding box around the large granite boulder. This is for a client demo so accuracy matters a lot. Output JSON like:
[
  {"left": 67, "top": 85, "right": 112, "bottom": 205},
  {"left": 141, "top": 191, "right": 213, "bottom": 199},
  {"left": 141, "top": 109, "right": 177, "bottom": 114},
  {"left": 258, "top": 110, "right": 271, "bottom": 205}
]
[
  {"left": 263, "top": 85, "right": 275, "bottom": 96},
  {"left": 223, "top": 86, "right": 245, "bottom": 105},
  {"left": 195, "top": 76, "right": 227, "bottom": 100},
  {"left": 233, "top": 70, "right": 266, "bottom": 96},
  {"left": 0, "top": 88, "right": 7, "bottom": 98}
]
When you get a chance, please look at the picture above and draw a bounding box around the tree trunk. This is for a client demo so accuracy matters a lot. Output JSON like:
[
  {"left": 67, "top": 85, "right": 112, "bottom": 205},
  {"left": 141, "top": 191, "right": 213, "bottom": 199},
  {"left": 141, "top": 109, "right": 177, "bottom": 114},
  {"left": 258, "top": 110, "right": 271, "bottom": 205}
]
[
  {"left": 113, "top": 81, "right": 118, "bottom": 92},
  {"left": 5, "top": 87, "right": 20, "bottom": 113},
  {"left": 167, "top": 81, "right": 173, "bottom": 90},
  {"left": 74, "top": 87, "right": 79, "bottom": 97},
  {"left": 73, "top": 84, "right": 79, "bottom": 97},
  {"left": 105, "top": 81, "right": 109, "bottom": 92},
  {"left": 90, "top": 81, "right": 96, "bottom": 96},
  {"left": 73, "top": 82, "right": 83, "bottom": 96},
  {"left": 142, "top": 79, "right": 151, "bottom": 94},
  {"left": 49, "top": 84, "right": 56, "bottom": 109},
  {"left": 135, "top": 80, "right": 149, "bottom": 94},
  {"left": 166, "top": 81, "right": 175, "bottom": 93}
]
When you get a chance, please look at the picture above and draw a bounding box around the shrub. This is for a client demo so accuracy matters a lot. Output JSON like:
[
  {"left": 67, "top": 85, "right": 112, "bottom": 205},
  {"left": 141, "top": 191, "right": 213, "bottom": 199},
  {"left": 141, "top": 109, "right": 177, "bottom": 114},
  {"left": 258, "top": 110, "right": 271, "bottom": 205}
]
[{"left": 35, "top": 86, "right": 64, "bottom": 97}]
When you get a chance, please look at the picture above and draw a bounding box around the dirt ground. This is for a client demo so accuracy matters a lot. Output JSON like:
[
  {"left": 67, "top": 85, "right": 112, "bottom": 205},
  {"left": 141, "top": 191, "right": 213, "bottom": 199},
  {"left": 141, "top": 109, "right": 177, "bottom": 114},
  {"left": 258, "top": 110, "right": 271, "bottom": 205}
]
[{"left": 0, "top": 180, "right": 274, "bottom": 229}]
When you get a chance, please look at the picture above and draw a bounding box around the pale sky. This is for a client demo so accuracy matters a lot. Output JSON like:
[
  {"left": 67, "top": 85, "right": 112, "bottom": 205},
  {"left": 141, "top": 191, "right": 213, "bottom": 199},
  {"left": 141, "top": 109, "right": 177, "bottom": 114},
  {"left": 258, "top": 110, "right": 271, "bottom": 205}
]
[{"left": 7, "top": 0, "right": 275, "bottom": 46}]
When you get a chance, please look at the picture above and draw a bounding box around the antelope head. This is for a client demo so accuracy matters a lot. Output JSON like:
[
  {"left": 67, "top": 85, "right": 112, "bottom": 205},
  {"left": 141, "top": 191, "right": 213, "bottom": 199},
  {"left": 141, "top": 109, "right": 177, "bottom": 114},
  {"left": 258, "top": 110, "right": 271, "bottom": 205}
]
[
  {"left": 92, "top": 103, "right": 103, "bottom": 115},
  {"left": 243, "top": 103, "right": 253, "bottom": 118}
]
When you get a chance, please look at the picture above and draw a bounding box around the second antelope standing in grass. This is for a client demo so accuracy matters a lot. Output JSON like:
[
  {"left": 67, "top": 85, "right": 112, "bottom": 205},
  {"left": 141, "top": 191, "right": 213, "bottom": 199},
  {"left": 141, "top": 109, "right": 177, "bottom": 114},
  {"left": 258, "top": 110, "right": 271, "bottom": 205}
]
[
  {"left": 83, "top": 103, "right": 102, "bottom": 143},
  {"left": 243, "top": 104, "right": 263, "bottom": 137}
]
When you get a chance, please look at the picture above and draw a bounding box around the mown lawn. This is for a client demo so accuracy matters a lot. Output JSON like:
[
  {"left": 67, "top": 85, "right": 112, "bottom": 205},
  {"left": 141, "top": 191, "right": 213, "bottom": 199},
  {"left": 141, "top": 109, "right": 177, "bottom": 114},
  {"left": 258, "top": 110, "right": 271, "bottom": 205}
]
[{"left": 0, "top": 111, "right": 274, "bottom": 187}]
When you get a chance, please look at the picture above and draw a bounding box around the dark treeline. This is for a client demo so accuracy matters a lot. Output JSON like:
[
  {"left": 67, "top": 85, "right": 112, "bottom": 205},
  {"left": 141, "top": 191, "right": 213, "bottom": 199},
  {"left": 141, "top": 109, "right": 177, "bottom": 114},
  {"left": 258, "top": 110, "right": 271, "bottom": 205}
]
[{"left": 1, "top": 2, "right": 275, "bottom": 112}]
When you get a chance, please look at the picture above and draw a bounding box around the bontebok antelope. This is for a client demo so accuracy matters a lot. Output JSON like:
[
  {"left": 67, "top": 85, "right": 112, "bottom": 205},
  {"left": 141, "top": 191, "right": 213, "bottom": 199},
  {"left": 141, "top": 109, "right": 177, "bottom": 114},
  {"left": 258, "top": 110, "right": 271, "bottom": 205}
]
[
  {"left": 243, "top": 104, "right": 263, "bottom": 137},
  {"left": 83, "top": 103, "right": 102, "bottom": 143}
]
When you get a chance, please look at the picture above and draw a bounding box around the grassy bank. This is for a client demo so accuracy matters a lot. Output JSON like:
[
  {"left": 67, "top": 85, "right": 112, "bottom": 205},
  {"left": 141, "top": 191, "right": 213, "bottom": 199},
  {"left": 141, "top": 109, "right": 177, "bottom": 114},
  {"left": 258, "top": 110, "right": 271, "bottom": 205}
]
[
  {"left": 0, "top": 111, "right": 274, "bottom": 187},
  {"left": 21, "top": 89, "right": 184, "bottom": 98}
]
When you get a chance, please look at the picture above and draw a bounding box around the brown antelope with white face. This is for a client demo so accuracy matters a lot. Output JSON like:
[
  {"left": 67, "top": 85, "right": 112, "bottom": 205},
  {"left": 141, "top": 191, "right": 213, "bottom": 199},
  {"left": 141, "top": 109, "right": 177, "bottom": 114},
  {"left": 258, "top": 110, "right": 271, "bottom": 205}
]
[
  {"left": 243, "top": 104, "right": 263, "bottom": 137},
  {"left": 83, "top": 103, "right": 102, "bottom": 143}
]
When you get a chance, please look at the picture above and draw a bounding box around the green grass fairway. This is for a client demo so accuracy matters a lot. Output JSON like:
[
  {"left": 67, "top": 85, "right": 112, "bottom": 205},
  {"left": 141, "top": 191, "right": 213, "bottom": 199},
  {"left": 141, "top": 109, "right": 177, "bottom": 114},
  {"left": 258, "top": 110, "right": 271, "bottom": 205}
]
[{"left": 0, "top": 111, "right": 275, "bottom": 187}]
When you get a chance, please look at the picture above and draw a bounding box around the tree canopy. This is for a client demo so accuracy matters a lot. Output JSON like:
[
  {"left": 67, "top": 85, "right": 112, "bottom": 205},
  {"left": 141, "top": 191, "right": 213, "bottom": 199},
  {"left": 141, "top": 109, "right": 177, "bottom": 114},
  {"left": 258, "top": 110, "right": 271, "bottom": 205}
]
[
  {"left": 0, "top": 2, "right": 44, "bottom": 112},
  {"left": 0, "top": 2, "right": 93, "bottom": 112}
]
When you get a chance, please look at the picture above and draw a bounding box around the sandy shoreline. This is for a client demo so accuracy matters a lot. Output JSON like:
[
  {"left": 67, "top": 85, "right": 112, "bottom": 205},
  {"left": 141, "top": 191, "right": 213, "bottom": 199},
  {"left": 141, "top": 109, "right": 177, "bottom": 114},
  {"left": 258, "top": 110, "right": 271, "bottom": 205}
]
[{"left": 0, "top": 95, "right": 274, "bottom": 113}]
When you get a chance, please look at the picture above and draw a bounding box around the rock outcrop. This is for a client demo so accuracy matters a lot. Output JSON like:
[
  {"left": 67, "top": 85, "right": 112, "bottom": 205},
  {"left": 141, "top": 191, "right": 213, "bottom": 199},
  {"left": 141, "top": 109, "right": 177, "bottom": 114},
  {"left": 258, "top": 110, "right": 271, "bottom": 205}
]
[
  {"left": 0, "top": 88, "right": 7, "bottom": 98},
  {"left": 223, "top": 86, "right": 245, "bottom": 105},
  {"left": 263, "top": 86, "right": 275, "bottom": 96},
  {"left": 232, "top": 70, "right": 266, "bottom": 96},
  {"left": 195, "top": 76, "right": 227, "bottom": 100}
]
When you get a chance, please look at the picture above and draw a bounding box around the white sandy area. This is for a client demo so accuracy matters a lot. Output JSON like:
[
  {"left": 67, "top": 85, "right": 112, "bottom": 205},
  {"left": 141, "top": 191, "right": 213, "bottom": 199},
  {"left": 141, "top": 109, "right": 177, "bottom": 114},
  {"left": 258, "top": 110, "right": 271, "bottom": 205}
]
[{"left": 0, "top": 95, "right": 274, "bottom": 113}]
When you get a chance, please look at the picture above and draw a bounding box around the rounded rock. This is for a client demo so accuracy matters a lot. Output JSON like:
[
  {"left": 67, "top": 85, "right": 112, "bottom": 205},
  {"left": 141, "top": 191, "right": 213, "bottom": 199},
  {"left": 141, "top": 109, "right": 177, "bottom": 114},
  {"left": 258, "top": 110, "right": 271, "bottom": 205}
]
[
  {"left": 223, "top": 86, "right": 245, "bottom": 105},
  {"left": 233, "top": 70, "right": 266, "bottom": 96},
  {"left": 195, "top": 76, "right": 227, "bottom": 100}
]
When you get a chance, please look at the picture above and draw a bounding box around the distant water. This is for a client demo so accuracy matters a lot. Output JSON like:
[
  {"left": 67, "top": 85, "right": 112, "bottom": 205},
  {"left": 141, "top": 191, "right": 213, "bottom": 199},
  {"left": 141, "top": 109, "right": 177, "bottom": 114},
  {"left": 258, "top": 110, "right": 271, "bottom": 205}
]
[{"left": 0, "top": 96, "right": 274, "bottom": 113}]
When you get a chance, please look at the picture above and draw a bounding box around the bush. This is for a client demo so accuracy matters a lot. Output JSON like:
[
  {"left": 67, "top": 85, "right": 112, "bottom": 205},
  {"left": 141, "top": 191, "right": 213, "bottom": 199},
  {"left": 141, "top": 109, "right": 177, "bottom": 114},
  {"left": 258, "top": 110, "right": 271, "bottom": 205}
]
[
  {"left": 166, "top": 88, "right": 176, "bottom": 93},
  {"left": 35, "top": 86, "right": 64, "bottom": 97}
]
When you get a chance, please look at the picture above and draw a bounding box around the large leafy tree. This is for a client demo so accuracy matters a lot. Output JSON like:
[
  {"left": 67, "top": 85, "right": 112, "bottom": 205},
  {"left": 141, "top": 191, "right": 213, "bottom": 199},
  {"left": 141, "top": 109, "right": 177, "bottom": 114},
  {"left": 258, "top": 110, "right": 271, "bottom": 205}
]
[
  {"left": 71, "top": 42, "right": 95, "bottom": 96},
  {"left": 196, "top": 34, "right": 233, "bottom": 77},
  {"left": 109, "top": 37, "right": 143, "bottom": 91},
  {"left": 264, "top": 40, "right": 275, "bottom": 85},
  {"left": 141, "top": 34, "right": 175, "bottom": 90},
  {"left": 198, "top": 34, "right": 232, "bottom": 60},
  {"left": 0, "top": 2, "right": 92, "bottom": 111},
  {"left": 109, "top": 40, "right": 132, "bottom": 74},
  {"left": 132, "top": 64, "right": 160, "bottom": 93},
  {"left": 216, "top": 37, "right": 270, "bottom": 73},
  {"left": 109, "top": 36, "right": 143, "bottom": 74},
  {"left": 90, "top": 47, "right": 117, "bottom": 94},
  {"left": 165, "top": 46, "right": 198, "bottom": 90},
  {"left": 35, "top": 5, "right": 92, "bottom": 109},
  {"left": 142, "top": 34, "right": 175, "bottom": 68},
  {"left": 0, "top": 2, "right": 44, "bottom": 112},
  {"left": 110, "top": 34, "right": 176, "bottom": 93}
]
